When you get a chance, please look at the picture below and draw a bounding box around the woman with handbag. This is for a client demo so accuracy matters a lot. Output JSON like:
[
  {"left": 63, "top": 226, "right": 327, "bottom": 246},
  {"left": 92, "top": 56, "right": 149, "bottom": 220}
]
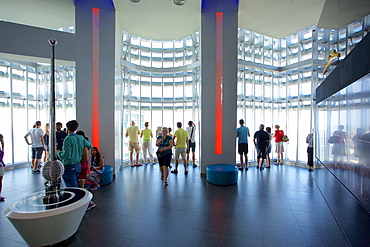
[{"left": 156, "top": 127, "right": 173, "bottom": 186}]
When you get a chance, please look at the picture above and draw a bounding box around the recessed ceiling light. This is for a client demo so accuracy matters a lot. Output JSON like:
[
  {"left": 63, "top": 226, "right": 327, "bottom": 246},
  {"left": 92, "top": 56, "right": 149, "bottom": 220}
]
[{"left": 174, "top": 0, "right": 186, "bottom": 6}]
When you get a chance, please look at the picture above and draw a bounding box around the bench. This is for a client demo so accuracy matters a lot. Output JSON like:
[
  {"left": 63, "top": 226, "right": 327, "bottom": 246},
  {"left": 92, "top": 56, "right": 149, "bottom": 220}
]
[{"left": 206, "top": 164, "right": 238, "bottom": 185}]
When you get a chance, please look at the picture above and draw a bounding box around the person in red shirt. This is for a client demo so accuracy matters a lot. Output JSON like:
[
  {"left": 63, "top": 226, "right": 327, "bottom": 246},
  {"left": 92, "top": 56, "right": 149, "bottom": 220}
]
[{"left": 273, "top": 125, "right": 284, "bottom": 165}]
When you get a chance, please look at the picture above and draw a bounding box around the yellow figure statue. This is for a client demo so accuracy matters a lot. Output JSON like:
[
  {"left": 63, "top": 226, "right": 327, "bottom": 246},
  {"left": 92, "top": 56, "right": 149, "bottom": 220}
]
[{"left": 323, "top": 50, "right": 340, "bottom": 74}]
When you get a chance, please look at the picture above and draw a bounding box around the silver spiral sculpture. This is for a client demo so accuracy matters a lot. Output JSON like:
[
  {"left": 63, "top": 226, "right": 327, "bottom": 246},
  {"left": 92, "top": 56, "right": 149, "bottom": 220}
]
[{"left": 42, "top": 38, "right": 64, "bottom": 204}]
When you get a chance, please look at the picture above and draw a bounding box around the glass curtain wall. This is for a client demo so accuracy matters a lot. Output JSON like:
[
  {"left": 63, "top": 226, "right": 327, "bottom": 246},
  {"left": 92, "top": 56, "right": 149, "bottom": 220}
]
[
  {"left": 121, "top": 32, "right": 200, "bottom": 162},
  {"left": 237, "top": 14, "right": 370, "bottom": 165},
  {"left": 316, "top": 73, "right": 370, "bottom": 210},
  {"left": 0, "top": 60, "right": 75, "bottom": 166},
  {"left": 121, "top": 14, "right": 369, "bottom": 165}
]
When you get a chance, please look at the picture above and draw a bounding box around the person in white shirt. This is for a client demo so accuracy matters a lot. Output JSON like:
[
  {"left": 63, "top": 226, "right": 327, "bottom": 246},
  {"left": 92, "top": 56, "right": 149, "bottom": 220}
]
[
  {"left": 24, "top": 121, "right": 45, "bottom": 173},
  {"left": 186, "top": 121, "right": 197, "bottom": 168}
]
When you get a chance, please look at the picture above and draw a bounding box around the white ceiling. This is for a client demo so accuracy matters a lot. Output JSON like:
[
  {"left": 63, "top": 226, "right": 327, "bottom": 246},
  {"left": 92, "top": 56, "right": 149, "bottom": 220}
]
[{"left": 0, "top": 0, "right": 369, "bottom": 40}]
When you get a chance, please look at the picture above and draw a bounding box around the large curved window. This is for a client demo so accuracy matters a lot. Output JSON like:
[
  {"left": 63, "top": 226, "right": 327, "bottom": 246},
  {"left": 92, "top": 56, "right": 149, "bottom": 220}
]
[
  {"left": 237, "top": 14, "right": 369, "bottom": 164},
  {"left": 0, "top": 60, "right": 75, "bottom": 166},
  {"left": 121, "top": 31, "right": 200, "bottom": 162}
]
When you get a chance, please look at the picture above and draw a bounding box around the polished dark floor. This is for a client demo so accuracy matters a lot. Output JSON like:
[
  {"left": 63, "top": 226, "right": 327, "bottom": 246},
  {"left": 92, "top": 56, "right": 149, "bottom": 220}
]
[{"left": 1, "top": 163, "right": 369, "bottom": 246}]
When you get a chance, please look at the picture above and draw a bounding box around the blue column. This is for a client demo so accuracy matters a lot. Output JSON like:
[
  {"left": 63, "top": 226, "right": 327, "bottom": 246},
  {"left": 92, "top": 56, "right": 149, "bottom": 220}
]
[
  {"left": 74, "top": 0, "right": 116, "bottom": 170},
  {"left": 200, "top": 0, "right": 239, "bottom": 175}
]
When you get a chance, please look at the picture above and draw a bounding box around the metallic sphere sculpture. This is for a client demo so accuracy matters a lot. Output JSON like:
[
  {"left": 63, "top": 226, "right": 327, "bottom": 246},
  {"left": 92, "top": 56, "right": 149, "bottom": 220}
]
[{"left": 42, "top": 160, "right": 64, "bottom": 182}]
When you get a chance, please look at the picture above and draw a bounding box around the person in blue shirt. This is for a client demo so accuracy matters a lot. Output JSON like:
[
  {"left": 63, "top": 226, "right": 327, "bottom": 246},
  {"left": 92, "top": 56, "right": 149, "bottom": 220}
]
[
  {"left": 236, "top": 119, "right": 250, "bottom": 171},
  {"left": 156, "top": 127, "right": 173, "bottom": 186}
]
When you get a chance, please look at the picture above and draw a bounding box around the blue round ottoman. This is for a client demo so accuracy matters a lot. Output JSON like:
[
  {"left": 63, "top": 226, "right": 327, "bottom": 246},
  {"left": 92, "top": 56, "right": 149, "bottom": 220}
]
[
  {"left": 100, "top": 166, "right": 113, "bottom": 186},
  {"left": 206, "top": 164, "right": 238, "bottom": 185}
]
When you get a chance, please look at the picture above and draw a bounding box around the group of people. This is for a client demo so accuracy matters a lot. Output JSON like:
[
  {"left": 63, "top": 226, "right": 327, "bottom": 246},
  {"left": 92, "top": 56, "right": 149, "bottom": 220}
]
[
  {"left": 237, "top": 120, "right": 286, "bottom": 170},
  {"left": 126, "top": 120, "right": 197, "bottom": 186},
  {"left": 21, "top": 120, "right": 104, "bottom": 209}
]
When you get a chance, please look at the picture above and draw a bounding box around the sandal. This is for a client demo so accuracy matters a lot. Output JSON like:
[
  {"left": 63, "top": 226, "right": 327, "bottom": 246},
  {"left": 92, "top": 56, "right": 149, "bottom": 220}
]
[
  {"left": 171, "top": 170, "right": 178, "bottom": 174},
  {"left": 161, "top": 176, "right": 164, "bottom": 180},
  {"left": 164, "top": 181, "right": 168, "bottom": 186}
]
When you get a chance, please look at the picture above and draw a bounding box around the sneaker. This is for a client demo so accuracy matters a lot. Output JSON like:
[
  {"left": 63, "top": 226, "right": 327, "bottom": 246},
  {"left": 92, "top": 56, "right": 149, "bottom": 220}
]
[
  {"left": 245, "top": 167, "right": 249, "bottom": 171},
  {"left": 193, "top": 164, "right": 197, "bottom": 168},
  {"left": 152, "top": 162, "right": 156, "bottom": 165},
  {"left": 86, "top": 201, "right": 96, "bottom": 210},
  {"left": 91, "top": 185, "right": 100, "bottom": 191},
  {"left": 238, "top": 168, "right": 244, "bottom": 171},
  {"left": 0, "top": 196, "right": 5, "bottom": 201}
]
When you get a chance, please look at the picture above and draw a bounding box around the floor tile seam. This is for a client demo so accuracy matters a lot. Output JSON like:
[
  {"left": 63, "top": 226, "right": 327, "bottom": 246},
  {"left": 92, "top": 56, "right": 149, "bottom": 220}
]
[
  {"left": 310, "top": 175, "right": 353, "bottom": 247},
  {"left": 92, "top": 231, "right": 137, "bottom": 243},
  {"left": 221, "top": 226, "right": 264, "bottom": 241},
  {"left": 0, "top": 236, "right": 26, "bottom": 245}
]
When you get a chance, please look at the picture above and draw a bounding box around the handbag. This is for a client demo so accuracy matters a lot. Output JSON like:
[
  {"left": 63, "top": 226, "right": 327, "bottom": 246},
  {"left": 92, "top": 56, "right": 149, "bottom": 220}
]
[
  {"left": 156, "top": 149, "right": 163, "bottom": 158},
  {"left": 282, "top": 135, "right": 289, "bottom": 142}
]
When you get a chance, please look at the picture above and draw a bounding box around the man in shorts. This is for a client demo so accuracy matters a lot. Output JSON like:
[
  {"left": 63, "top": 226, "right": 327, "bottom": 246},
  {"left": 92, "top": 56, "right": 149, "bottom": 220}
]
[
  {"left": 140, "top": 122, "right": 155, "bottom": 165},
  {"left": 24, "top": 121, "right": 45, "bottom": 173},
  {"left": 172, "top": 122, "right": 188, "bottom": 175},
  {"left": 236, "top": 119, "right": 250, "bottom": 171},
  {"left": 253, "top": 124, "right": 270, "bottom": 170},
  {"left": 126, "top": 121, "right": 142, "bottom": 167},
  {"left": 186, "top": 121, "right": 197, "bottom": 167}
]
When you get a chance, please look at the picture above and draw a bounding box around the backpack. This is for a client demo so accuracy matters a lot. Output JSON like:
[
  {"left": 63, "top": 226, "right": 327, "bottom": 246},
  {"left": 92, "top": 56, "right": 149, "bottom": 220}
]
[{"left": 282, "top": 135, "right": 289, "bottom": 142}]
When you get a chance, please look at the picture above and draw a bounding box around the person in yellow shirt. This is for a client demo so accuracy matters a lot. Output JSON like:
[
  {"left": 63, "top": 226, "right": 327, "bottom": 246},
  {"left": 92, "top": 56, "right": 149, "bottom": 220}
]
[
  {"left": 140, "top": 122, "right": 155, "bottom": 165},
  {"left": 171, "top": 122, "right": 188, "bottom": 175},
  {"left": 126, "top": 121, "right": 142, "bottom": 167}
]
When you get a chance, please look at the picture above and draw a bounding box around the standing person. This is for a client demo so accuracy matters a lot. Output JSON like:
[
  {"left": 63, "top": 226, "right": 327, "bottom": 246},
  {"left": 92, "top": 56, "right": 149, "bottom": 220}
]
[
  {"left": 236, "top": 119, "right": 250, "bottom": 171},
  {"left": 306, "top": 130, "right": 314, "bottom": 172},
  {"left": 57, "top": 120, "right": 92, "bottom": 188},
  {"left": 0, "top": 133, "right": 5, "bottom": 201},
  {"left": 353, "top": 128, "right": 365, "bottom": 164},
  {"left": 253, "top": 124, "right": 270, "bottom": 170},
  {"left": 186, "top": 121, "right": 197, "bottom": 168},
  {"left": 140, "top": 122, "right": 155, "bottom": 165},
  {"left": 168, "top": 127, "right": 173, "bottom": 137},
  {"left": 331, "top": 125, "right": 346, "bottom": 165},
  {"left": 86, "top": 147, "right": 105, "bottom": 191},
  {"left": 56, "top": 122, "right": 67, "bottom": 151},
  {"left": 76, "top": 130, "right": 90, "bottom": 188},
  {"left": 273, "top": 124, "right": 284, "bottom": 165},
  {"left": 24, "top": 121, "right": 45, "bottom": 173},
  {"left": 156, "top": 127, "right": 173, "bottom": 186},
  {"left": 172, "top": 122, "right": 188, "bottom": 175},
  {"left": 43, "top": 123, "right": 50, "bottom": 163},
  {"left": 266, "top": 127, "right": 273, "bottom": 168},
  {"left": 126, "top": 121, "right": 142, "bottom": 167}
]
